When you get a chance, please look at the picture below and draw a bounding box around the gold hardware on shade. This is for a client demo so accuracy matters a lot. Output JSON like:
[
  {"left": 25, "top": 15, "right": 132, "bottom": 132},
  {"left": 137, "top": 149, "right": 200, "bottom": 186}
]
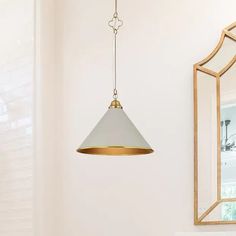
[{"left": 109, "top": 99, "right": 122, "bottom": 109}]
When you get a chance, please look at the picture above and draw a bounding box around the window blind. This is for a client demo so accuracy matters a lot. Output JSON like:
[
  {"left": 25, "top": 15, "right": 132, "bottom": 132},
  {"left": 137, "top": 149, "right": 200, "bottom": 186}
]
[{"left": 0, "top": 0, "right": 34, "bottom": 235}]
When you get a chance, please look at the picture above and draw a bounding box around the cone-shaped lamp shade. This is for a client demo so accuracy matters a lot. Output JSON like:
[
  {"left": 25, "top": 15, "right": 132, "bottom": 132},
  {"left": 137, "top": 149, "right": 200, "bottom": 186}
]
[{"left": 77, "top": 100, "right": 153, "bottom": 156}]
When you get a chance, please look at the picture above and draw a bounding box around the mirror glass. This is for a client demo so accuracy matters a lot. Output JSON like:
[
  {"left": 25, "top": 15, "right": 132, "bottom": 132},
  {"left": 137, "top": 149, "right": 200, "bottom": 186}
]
[
  {"left": 204, "top": 37, "right": 236, "bottom": 72},
  {"left": 197, "top": 71, "right": 217, "bottom": 217},
  {"left": 203, "top": 202, "right": 236, "bottom": 221}
]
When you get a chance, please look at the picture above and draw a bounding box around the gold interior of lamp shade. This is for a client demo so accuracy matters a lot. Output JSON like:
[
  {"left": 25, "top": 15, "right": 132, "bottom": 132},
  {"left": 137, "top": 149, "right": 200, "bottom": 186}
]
[{"left": 77, "top": 146, "right": 154, "bottom": 156}]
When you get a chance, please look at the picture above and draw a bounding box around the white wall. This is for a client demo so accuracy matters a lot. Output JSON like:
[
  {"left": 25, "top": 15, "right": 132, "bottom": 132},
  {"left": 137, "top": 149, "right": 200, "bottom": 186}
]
[
  {"left": 35, "top": 0, "right": 59, "bottom": 235},
  {"left": 53, "top": 0, "right": 236, "bottom": 235}
]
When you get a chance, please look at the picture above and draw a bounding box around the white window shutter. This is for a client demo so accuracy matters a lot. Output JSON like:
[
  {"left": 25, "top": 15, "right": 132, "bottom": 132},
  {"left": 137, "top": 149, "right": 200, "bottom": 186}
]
[{"left": 0, "top": 0, "right": 34, "bottom": 235}]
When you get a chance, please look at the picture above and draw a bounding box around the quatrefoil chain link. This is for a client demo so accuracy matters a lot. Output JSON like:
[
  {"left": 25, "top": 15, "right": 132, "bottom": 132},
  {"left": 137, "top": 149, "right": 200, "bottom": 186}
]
[
  {"left": 108, "top": 0, "right": 123, "bottom": 99},
  {"left": 108, "top": 13, "right": 123, "bottom": 35},
  {"left": 108, "top": 0, "right": 123, "bottom": 34}
]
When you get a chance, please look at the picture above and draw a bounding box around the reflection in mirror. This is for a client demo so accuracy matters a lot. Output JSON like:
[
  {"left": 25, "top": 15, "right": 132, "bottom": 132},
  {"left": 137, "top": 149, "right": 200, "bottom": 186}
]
[
  {"left": 194, "top": 22, "right": 236, "bottom": 225},
  {"left": 220, "top": 62, "right": 236, "bottom": 220},
  {"left": 221, "top": 106, "right": 236, "bottom": 199},
  {"left": 222, "top": 202, "right": 236, "bottom": 220},
  {"left": 203, "top": 202, "right": 236, "bottom": 221}
]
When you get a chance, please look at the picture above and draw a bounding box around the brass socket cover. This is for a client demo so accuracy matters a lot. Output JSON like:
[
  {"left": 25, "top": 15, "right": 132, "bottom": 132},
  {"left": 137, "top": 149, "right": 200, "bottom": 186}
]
[{"left": 109, "top": 99, "right": 123, "bottom": 109}]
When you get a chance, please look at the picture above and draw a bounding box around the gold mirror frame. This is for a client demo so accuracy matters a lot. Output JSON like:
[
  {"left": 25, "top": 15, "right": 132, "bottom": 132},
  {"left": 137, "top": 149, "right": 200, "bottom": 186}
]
[{"left": 194, "top": 22, "right": 236, "bottom": 225}]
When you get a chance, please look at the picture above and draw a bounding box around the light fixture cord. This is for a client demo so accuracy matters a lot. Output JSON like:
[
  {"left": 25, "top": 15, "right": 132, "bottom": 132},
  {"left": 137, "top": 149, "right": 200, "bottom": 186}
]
[
  {"left": 108, "top": 0, "right": 123, "bottom": 100},
  {"left": 114, "top": 27, "right": 117, "bottom": 99},
  {"left": 115, "top": 0, "right": 117, "bottom": 14}
]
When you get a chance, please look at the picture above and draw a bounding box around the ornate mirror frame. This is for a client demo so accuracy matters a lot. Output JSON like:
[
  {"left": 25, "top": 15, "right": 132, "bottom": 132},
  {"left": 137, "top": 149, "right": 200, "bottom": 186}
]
[{"left": 194, "top": 22, "right": 236, "bottom": 225}]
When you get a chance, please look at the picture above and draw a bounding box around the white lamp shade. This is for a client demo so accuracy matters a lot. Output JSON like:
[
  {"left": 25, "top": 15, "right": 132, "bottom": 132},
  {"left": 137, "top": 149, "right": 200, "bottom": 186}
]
[{"left": 77, "top": 106, "right": 153, "bottom": 155}]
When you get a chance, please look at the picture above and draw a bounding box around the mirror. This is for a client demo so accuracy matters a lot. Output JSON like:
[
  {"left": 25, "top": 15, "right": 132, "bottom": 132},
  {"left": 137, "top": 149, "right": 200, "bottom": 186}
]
[{"left": 194, "top": 22, "right": 236, "bottom": 225}]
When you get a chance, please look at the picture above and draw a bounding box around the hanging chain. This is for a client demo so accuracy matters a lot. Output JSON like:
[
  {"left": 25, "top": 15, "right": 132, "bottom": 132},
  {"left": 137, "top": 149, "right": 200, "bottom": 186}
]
[{"left": 108, "top": 0, "right": 123, "bottom": 100}]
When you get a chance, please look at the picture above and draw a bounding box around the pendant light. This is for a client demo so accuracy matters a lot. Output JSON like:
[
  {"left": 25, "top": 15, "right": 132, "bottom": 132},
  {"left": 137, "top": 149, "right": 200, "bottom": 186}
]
[{"left": 77, "top": 0, "right": 154, "bottom": 156}]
